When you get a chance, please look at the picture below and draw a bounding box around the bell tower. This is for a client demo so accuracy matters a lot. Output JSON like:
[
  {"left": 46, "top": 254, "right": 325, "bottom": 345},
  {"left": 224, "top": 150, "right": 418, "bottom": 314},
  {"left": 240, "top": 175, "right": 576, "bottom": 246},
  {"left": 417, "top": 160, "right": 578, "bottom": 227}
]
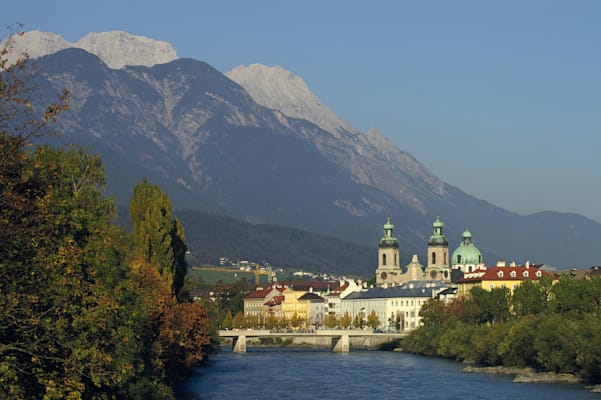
[
  {"left": 425, "top": 216, "right": 451, "bottom": 282},
  {"left": 376, "top": 217, "right": 401, "bottom": 286}
]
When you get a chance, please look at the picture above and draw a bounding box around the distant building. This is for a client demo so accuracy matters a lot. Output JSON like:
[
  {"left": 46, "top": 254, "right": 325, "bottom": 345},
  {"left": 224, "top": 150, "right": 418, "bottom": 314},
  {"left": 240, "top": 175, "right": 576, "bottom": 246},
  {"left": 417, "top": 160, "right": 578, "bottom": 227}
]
[
  {"left": 456, "top": 262, "right": 554, "bottom": 297},
  {"left": 244, "top": 284, "right": 285, "bottom": 325},
  {"left": 375, "top": 217, "right": 402, "bottom": 287},
  {"left": 298, "top": 292, "right": 325, "bottom": 327},
  {"left": 424, "top": 216, "right": 451, "bottom": 283},
  {"left": 451, "top": 229, "right": 485, "bottom": 273},
  {"left": 341, "top": 281, "right": 451, "bottom": 331},
  {"left": 375, "top": 216, "right": 451, "bottom": 287}
]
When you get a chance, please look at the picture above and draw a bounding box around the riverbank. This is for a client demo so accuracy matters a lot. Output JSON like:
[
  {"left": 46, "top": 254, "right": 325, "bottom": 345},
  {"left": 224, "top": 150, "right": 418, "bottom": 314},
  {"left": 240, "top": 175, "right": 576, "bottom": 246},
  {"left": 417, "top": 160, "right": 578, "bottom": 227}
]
[{"left": 462, "top": 365, "right": 582, "bottom": 384}]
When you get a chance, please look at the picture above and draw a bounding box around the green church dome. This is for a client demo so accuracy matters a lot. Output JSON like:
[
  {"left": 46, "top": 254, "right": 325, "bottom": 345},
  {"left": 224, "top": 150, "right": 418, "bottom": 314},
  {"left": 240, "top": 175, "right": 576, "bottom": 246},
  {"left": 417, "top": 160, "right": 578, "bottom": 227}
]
[
  {"left": 451, "top": 229, "right": 483, "bottom": 265},
  {"left": 379, "top": 217, "right": 399, "bottom": 248},
  {"left": 428, "top": 216, "right": 448, "bottom": 246}
]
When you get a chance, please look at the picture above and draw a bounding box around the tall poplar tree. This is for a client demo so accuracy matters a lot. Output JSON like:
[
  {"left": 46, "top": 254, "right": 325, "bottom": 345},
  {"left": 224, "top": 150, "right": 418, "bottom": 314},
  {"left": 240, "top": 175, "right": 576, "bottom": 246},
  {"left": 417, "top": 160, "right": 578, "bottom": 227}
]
[{"left": 129, "top": 179, "right": 187, "bottom": 295}]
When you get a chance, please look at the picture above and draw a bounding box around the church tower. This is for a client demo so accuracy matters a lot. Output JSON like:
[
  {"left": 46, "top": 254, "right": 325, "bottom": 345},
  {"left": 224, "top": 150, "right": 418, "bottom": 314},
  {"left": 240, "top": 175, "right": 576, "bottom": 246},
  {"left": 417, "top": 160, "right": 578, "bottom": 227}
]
[
  {"left": 376, "top": 217, "right": 401, "bottom": 287},
  {"left": 425, "top": 216, "right": 451, "bottom": 282}
]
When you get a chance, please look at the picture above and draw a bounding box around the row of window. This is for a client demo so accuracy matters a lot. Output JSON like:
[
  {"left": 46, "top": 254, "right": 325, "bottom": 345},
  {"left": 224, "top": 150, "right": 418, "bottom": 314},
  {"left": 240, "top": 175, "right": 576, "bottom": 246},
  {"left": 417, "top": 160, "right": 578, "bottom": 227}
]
[
  {"left": 496, "top": 270, "right": 542, "bottom": 278},
  {"left": 390, "top": 299, "right": 426, "bottom": 307}
]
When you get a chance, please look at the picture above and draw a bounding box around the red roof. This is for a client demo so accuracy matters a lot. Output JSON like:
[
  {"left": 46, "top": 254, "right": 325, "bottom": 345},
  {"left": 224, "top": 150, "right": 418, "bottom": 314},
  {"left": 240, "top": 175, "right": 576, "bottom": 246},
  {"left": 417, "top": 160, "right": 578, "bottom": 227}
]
[
  {"left": 245, "top": 285, "right": 285, "bottom": 299},
  {"left": 264, "top": 295, "right": 284, "bottom": 306},
  {"left": 458, "top": 266, "right": 555, "bottom": 283}
]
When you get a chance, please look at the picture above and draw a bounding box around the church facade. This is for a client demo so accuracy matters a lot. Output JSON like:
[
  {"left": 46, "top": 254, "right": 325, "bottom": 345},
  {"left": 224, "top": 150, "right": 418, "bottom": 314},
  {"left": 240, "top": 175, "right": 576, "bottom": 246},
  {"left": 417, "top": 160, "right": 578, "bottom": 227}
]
[{"left": 375, "top": 216, "right": 481, "bottom": 287}]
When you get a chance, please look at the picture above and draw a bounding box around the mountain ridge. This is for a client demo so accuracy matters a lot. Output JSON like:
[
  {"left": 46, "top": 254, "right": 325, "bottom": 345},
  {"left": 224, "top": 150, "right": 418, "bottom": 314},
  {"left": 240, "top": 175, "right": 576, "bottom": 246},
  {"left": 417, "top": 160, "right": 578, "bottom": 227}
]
[
  {"left": 3, "top": 30, "right": 178, "bottom": 68},
  {"left": 26, "top": 44, "right": 601, "bottom": 269}
]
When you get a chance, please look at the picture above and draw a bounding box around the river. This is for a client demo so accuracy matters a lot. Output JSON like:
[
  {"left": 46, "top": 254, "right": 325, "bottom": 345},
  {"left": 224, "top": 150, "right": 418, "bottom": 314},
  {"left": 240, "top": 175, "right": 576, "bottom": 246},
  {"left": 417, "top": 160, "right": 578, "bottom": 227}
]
[{"left": 176, "top": 348, "right": 597, "bottom": 400}]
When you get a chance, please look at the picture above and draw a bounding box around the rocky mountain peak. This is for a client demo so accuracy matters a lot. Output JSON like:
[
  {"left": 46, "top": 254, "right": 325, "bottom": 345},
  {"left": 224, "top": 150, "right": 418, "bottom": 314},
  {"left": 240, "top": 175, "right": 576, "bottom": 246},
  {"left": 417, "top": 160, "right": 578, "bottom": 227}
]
[
  {"left": 76, "top": 31, "right": 178, "bottom": 69},
  {"left": 226, "top": 63, "right": 357, "bottom": 137},
  {"left": 2, "top": 30, "right": 178, "bottom": 69},
  {"left": 2, "top": 30, "right": 71, "bottom": 65}
]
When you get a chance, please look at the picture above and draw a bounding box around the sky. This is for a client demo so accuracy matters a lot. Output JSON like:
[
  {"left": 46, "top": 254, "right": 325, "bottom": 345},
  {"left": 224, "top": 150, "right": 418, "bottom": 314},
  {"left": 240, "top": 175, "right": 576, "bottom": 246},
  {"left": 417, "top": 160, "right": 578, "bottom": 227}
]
[{"left": 5, "top": 1, "right": 601, "bottom": 223}]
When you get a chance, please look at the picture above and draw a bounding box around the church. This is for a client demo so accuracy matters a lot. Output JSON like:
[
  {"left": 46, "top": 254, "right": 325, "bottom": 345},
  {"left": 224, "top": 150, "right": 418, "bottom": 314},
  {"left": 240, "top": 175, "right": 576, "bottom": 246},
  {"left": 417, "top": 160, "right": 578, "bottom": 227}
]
[{"left": 374, "top": 216, "right": 485, "bottom": 287}]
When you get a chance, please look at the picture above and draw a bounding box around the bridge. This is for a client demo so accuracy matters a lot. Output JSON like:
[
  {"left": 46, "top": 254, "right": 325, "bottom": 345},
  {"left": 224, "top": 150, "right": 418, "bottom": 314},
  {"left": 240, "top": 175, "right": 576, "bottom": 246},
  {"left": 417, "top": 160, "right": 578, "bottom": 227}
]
[{"left": 218, "top": 329, "right": 407, "bottom": 353}]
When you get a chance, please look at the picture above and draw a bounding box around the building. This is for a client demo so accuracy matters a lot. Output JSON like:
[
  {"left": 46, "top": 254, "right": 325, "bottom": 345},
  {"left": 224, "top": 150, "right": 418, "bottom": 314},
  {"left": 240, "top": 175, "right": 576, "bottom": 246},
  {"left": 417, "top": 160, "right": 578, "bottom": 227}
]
[
  {"left": 244, "top": 284, "right": 286, "bottom": 325},
  {"left": 457, "top": 262, "right": 554, "bottom": 297},
  {"left": 341, "top": 281, "right": 451, "bottom": 331},
  {"left": 375, "top": 217, "right": 402, "bottom": 287},
  {"left": 451, "top": 229, "right": 485, "bottom": 273},
  {"left": 298, "top": 292, "right": 325, "bottom": 327},
  {"left": 424, "top": 216, "right": 451, "bottom": 283},
  {"left": 375, "top": 217, "right": 434, "bottom": 287}
]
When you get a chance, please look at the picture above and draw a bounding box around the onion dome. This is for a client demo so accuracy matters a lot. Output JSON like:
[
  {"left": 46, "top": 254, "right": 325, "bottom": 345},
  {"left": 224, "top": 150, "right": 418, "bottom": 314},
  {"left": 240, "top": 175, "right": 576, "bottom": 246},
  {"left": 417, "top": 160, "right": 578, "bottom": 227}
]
[
  {"left": 428, "top": 216, "right": 448, "bottom": 246},
  {"left": 451, "top": 228, "right": 483, "bottom": 265},
  {"left": 379, "top": 217, "right": 399, "bottom": 248}
]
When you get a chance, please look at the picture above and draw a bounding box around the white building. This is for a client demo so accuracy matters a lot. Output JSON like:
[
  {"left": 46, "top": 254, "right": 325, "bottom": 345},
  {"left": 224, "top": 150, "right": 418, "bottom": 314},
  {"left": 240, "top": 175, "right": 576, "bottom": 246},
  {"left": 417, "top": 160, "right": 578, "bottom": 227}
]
[{"left": 341, "top": 281, "right": 451, "bottom": 332}]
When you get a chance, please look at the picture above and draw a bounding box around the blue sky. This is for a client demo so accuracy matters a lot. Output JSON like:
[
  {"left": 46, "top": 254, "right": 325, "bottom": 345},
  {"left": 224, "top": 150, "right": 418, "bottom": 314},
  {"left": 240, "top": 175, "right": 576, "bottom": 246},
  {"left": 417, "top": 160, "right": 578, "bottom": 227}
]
[{"left": 5, "top": 1, "right": 601, "bottom": 223}]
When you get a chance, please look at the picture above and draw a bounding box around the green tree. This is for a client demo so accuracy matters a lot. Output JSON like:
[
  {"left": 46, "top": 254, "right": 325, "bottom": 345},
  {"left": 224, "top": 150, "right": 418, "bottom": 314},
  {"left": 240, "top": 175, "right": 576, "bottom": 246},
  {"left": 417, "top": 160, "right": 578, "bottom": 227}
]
[
  {"left": 129, "top": 180, "right": 187, "bottom": 295},
  {"left": 419, "top": 298, "right": 446, "bottom": 326},
  {"left": 470, "top": 287, "right": 511, "bottom": 324},
  {"left": 512, "top": 279, "right": 549, "bottom": 316}
]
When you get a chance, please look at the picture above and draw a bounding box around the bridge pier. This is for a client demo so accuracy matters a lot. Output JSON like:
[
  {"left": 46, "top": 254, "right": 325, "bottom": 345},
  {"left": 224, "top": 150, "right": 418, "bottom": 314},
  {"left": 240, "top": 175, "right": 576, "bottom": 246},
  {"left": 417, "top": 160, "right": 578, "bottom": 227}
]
[
  {"left": 232, "top": 335, "right": 247, "bottom": 353},
  {"left": 331, "top": 334, "right": 349, "bottom": 353}
]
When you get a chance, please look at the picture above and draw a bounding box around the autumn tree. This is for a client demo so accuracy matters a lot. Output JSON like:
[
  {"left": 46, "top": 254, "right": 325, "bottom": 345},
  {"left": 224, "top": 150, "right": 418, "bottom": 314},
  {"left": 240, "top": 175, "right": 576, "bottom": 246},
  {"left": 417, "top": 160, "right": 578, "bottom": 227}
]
[
  {"left": 323, "top": 313, "right": 338, "bottom": 328},
  {"left": 366, "top": 309, "right": 381, "bottom": 329},
  {"left": 339, "top": 312, "right": 352, "bottom": 329}
]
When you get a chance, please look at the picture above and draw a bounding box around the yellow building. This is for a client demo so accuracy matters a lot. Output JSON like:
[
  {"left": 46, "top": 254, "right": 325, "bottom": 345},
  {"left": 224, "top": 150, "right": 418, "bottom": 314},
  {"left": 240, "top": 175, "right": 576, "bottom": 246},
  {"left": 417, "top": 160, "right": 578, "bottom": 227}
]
[
  {"left": 281, "top": 288, "right": 311, "bottom": 326},
  {"left": 457, "top": 263, "right": 555, "bottom": 297}
]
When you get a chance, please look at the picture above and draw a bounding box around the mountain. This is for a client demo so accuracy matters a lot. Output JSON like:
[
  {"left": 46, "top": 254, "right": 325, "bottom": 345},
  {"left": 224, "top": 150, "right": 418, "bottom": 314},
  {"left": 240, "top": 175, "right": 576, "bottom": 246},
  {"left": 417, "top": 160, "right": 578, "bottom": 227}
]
[
  {"left": 3, "top": 30, "right": 177, "bottom": 68},
  {"left": 25, "top": 43, "right": 601, "bottom": 270},
  {"left": 175, "top": 210, "right": 374, "bottom": 276}
]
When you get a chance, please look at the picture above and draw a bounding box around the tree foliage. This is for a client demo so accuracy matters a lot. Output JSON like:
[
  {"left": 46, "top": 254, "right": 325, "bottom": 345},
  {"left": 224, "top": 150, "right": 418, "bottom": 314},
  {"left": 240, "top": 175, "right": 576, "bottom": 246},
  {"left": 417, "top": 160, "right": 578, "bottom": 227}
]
[
  {"left": 404, "top": 278, "right": 601, "bottom": 384},
  {"left": 0, "top": 33, "right": 213, "bottom": 399},
  {"left": 129, "top": 180, "right": 187, "bottom": 296}
]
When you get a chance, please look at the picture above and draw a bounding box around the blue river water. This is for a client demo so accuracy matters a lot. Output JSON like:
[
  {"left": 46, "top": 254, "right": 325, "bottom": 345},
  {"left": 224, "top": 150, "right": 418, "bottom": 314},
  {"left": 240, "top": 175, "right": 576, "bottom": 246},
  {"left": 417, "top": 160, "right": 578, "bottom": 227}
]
[{"left": 176, "top": 348, "right": 598, "bottom": 400}]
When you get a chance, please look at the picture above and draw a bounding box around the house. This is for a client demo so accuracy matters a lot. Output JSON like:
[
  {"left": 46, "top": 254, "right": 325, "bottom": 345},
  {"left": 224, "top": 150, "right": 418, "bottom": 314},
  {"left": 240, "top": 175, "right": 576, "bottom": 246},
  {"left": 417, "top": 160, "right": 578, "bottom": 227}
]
[{"left": 457, "top": 262, "right": 554, "bottom": 297}]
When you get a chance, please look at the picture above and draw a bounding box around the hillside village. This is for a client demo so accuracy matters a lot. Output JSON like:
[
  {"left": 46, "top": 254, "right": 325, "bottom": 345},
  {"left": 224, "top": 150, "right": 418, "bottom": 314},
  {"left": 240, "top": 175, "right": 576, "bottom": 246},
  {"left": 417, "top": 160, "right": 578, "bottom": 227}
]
[{"left": 237, "top": 216, "right": 599, "bottom": 332}]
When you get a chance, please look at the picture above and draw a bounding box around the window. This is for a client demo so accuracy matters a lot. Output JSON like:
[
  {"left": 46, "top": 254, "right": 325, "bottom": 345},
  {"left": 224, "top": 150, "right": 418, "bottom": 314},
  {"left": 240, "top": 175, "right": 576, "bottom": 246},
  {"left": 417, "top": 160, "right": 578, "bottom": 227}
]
[
  {"left": 394, "top": 254, "right": 397, "bottom": 266},
  {"left": 535, "top": 271, "right": 542, "bottom": 277},
  {"left": 510, "top": 270, "right": 516, "bottom": 278},
  {"left": 490, "top": 284, "right": 495, "bottom": 289},
  {"left": 457, "top": 255, "right": 462, "bottom": 264},
  {"left": 432, "top": 252, "right": 436, "bottom": 265},
  {"left": 523, "top": 271, "right": 529, "bottom": 278},
  {"left": 498, "top": 271, "right": 504, "bottom": 278},
  {"left": 382, "top": 254, "right": 387, "bottom": 266}
]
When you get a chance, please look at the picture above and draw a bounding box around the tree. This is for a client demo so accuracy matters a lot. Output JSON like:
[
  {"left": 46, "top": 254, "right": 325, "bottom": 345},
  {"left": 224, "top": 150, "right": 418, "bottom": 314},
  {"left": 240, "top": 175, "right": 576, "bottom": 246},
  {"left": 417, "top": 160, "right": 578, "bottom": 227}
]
[
  {"left": 324, "top": 313, "right": 338, "bottom": 328},
  {"left": 231, "top": 312, "right": 245, "bottom": 329},
  {"left": 419, "top": 298, "right": 446, "bottom": 326},
  {"left": 470, "top": 287, "right": 511, "bottom": 324},
  {"left": 366, "top": 310, "right": 381, "bottom": 330},
  {"left": 512, "top": 279, "right": 549, "bottom": 316},
  {"left": 129, "top": 180, "right": 187, "bottom": 296},
  {"left": 222, "top": 310, "right": 233, "bottom": 329},
  {"left": 0, "top": 33, "right": 212, "bottom": 398},
  {"left": 352, "top": 314, "right": 365, "bottom": 329},
  {"left": 339, "top": 312, "right": 352, "bottom": 329}
]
